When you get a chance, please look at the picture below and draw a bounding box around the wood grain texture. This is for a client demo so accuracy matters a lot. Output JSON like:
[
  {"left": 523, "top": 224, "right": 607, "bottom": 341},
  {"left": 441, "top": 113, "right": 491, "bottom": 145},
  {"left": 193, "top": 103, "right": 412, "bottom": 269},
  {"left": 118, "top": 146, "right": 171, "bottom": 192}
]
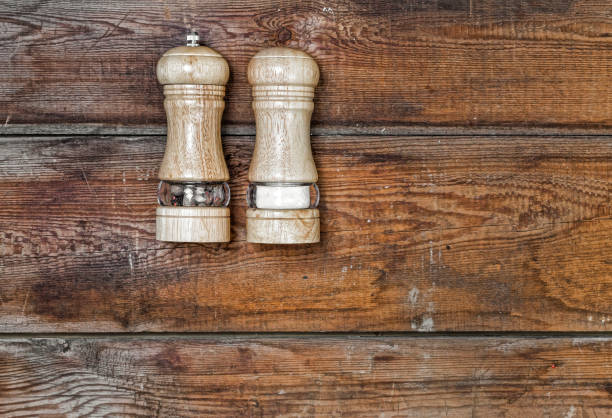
[
  {"left": 0, "top": 134, "right": 610, "bottom": 332},
  {"left": 1, "top": 0, "right": 611, "bottom": 128},
  {"left": 246, "top": 208, "right": 320, "bottom": 244},
  {"left": 158, "top": 85, "right": 229, "bottom": 182},
  {"left": 1, "top": 336, "right": 612, "bottom": 416}
]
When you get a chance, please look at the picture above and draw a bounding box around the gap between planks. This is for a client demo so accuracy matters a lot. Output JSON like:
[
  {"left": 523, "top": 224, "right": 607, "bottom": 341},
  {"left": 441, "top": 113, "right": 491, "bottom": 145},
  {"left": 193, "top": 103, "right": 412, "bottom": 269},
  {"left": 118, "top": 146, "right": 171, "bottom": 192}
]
[
  {"left": 1, "top": 124, "right": 611, "bottom": 138},
  {"left": 2, "top": 332, "right": 612, "bottom": 340}
]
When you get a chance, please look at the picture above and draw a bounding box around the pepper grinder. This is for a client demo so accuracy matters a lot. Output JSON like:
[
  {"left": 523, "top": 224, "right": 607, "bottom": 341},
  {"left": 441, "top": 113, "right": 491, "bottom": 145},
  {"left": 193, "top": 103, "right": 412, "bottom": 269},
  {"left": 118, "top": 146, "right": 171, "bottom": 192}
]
[
  {"left": 246, "top": 47, "right": 320, "bottom": 244},
  {"left": 155, "top": 33, "right": 231, "bottom": 242}
]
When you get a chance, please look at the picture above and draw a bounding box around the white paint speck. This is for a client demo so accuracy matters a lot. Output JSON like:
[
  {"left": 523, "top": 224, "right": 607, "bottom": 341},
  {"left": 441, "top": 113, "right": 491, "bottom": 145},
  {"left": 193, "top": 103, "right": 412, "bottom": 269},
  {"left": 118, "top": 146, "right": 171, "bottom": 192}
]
[
  {"left": 128, "top": 253, "right": 134, "bottom": 276},
  {"left": 322, "top": 6, "right": 334, "bottom": 14},
  {"left": 80, "top": 166, "right": 93, "bottom": 193},
  {"left": 341, "top": 266, "right": 348, "bottom": 273},
  {"left": 429, "top": 241, "right": 434, "bottom": 265},
  {"left": 408, "top": 287, "right": 419, "bottom": 305},
  {"left": 418, "top": 316, "right": 434, "bottom": 332},
  {"left": 565, "top": 406, "right": 576, "bottom": 418},
  {"left": 410, "top": 316, "right": 434, "bottom": 332},
  {"left": 278, "top": 389, "right": 286, "bottom": 395}
]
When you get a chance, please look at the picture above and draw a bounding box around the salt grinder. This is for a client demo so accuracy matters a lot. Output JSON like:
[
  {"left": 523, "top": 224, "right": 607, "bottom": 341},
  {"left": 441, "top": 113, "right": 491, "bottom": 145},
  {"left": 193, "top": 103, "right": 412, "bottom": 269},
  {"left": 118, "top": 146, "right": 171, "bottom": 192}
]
[
  {"left": 246, "top": 47, "right": 320, "bottom": 244},
  {"left": 155, "top": 33, "right": 231, "bottom": 242}
]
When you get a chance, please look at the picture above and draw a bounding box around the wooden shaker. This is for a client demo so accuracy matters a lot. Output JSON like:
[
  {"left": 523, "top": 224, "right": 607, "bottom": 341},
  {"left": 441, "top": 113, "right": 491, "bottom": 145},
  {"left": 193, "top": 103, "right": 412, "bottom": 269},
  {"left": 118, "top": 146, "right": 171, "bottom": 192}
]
[
  {"left": 246, "top": 47, "right": 320, "bottom": 244},
  {"left": 155, "top": 33, "right": 231, "bottom": 242}
]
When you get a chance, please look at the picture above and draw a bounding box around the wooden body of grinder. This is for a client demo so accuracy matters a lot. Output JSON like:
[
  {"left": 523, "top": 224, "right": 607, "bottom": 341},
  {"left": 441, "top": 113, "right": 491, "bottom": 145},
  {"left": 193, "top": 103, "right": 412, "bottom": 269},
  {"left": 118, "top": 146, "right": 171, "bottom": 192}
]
[
  {"left": 246, "top": 47, "right": 320, "bottom": 244},
  {"left": 155, "top": 34, "right": 231, "bottom": 242}
]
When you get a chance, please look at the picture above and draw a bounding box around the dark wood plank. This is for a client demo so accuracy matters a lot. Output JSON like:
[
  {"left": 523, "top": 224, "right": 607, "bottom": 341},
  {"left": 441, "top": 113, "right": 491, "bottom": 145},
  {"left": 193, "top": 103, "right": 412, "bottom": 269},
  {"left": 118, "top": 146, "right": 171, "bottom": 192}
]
[
  {"left": 2, "top": 221, "right": 611, "bottom": 332},
  {"left": 1, "top": 0, "right": 611, "bottom": 128},
  {"left": 0, "top": 134, "right": 610, "bottom": 332},
  {"left": 3, "top": 123, "right": 612, "bottom": 137},
  {"left": 1, "top": 134, "right": 611, "bottom": 257},
  {"left": 1, "top": 336, "right": 612, "bottom": 416}
]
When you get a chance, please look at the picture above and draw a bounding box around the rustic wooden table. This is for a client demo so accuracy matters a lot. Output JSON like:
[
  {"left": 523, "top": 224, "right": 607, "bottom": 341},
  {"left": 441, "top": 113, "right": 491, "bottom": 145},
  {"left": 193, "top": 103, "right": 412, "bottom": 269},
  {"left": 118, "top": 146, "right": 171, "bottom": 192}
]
[{"left": 1, "top": 1, "right": 611, "bottom": 415}]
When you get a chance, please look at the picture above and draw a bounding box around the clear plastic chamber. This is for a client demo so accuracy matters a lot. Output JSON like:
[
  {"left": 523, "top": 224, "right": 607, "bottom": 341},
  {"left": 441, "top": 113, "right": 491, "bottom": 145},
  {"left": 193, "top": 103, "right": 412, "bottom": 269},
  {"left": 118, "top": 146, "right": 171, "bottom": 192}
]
[
  {"left": 158, "top": 181, "right": 230, "bottom": 207},
  {"left": 247, "top": 183, "right": 319, "bottom": 209}
]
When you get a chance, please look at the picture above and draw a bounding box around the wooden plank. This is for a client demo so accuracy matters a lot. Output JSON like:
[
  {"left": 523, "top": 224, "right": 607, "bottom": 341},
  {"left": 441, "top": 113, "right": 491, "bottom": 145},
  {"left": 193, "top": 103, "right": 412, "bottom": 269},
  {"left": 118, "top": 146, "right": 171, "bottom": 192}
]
[
  {"left": 1, "top": 0, "right": 611, "bottom": 128},
  {"left": 1, "top": 134, "right": 611, "bottom": 255},
  {"left": 3, "top": 123, "right": 612, "bottom": 137},
  {"left": 0, "top": 134, "right": 610, "bottom": 332},
  {"left": 1, "top": 336, "right": 612, "bottom": 416}
]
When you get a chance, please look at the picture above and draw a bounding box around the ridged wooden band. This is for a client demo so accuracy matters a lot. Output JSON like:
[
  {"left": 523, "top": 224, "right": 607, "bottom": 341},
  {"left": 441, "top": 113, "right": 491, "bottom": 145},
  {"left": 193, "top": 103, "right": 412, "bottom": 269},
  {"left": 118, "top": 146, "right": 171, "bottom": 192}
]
[
  {"left": 156, "top": 206, "right": 230, "bottom": 243},
  {"left": 163, "top": 85, "right": 226, "bottom": 100},
  {"left": 252, "top": 85, "right": 314, "bottom": 98},
  {"left": 246, "top": 208, "right": 320, "bottom": 244}
]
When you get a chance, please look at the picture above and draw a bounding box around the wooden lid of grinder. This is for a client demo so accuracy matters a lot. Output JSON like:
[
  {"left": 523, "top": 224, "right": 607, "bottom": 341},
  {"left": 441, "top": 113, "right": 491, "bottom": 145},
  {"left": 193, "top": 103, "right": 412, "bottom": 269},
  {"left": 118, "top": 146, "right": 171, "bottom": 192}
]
[
  {"left": 157, "top": 39, "right": 229, "bottom": 86},
  {"left": 247, "top": 47, "right": 319, "bottom": 87},
  {"left": 246, "top": 47, "right": 320, "bottom": 244}
]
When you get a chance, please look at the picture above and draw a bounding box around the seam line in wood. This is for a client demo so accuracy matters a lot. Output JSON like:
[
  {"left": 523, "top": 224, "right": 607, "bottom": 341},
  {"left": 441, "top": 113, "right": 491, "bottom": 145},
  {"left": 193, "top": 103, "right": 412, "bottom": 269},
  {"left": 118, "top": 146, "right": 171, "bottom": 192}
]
[
  {"left": 2, "top": 332, "right": 612, "bottom": 339},
  {"left": 1, "top": 124, "right": 611, "bottom": 137}
]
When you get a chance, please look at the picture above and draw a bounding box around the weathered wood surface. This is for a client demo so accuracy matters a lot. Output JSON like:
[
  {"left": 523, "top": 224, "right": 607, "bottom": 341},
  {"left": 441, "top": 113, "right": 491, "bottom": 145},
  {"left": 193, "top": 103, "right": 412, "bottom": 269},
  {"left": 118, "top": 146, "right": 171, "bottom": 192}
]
[
  {"left": 1, "top": 134, "right": 610, "bottom": 332},
  {"left": 1, "top": 336, "right": 612, "bottom": 416},
  {"left": 1, "top": 0, "right": 611, "bottom": 128},
  {"left": 3, "top": 124, "right": 612, "bottom": 137}
]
